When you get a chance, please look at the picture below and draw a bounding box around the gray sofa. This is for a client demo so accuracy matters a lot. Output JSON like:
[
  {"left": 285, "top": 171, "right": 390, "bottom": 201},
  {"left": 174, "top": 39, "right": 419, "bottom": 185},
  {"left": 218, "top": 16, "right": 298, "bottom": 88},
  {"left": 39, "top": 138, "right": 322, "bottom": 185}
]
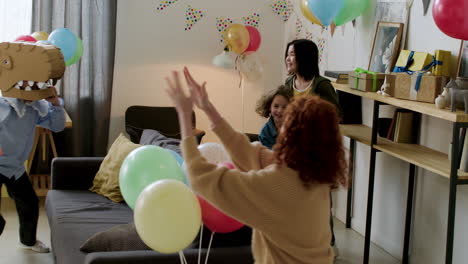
[{"left": 46, "top": 157, "right": 253, "bottom": 264}]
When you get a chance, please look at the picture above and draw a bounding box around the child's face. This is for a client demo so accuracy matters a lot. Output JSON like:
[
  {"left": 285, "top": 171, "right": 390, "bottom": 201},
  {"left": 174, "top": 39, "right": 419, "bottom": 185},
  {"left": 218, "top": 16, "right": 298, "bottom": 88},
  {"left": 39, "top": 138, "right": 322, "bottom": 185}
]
[
  {"left": 270, "top": 95, "right": 289, "bottom": 127},
  {"left": 285, "top": 45, "right": 297, "bottom": 73}
]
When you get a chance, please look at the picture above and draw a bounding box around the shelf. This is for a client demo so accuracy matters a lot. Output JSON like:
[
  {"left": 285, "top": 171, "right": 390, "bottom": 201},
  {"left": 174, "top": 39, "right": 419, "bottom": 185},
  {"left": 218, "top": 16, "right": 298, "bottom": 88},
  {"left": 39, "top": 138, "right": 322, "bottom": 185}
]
[
  {"left": 340, "top": 124, "right": 372, "bottom": 146},
  {"left": 333, "top": 83, "right": 468, "bottom": 123}
]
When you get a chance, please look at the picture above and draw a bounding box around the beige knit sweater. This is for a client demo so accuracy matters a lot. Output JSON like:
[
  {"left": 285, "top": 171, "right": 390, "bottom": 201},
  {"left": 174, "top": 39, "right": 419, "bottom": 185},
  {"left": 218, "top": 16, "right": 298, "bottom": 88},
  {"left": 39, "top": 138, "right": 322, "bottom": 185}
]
[{"left": 181, "top": 119, "right": 333, "bottom": 264}]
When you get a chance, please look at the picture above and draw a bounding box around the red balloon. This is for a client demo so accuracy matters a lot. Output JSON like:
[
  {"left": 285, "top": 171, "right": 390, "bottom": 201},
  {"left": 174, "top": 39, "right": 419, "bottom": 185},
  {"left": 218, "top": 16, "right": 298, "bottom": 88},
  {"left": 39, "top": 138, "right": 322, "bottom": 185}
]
[
  {"left": 219, "top": 161, "right": 235, "bottom": 169},
  {"left": 197, "top": 196, "right": 244, "bottom": 233},
  {"left": 433, "top": 0, "right": 468, "bottom": 40},
  {"left": 244, "top": 26, "right": 261, "bottom": 53},
  {"left": 14, "top": 35, "right": 37, "bottom": 42}
]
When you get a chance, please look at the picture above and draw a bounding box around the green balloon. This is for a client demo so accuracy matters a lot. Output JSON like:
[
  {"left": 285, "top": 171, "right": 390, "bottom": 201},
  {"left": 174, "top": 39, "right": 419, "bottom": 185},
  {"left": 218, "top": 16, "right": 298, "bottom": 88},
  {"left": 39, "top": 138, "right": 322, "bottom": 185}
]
[
  {"left": 334, "top": 0, "right": 370, "bottom": 26},
  {"left": 119, "top": 145, "right": 186, "bottom": 209},
  {"left": 65, "top": 36, "right": 83, "bottom": 66}
]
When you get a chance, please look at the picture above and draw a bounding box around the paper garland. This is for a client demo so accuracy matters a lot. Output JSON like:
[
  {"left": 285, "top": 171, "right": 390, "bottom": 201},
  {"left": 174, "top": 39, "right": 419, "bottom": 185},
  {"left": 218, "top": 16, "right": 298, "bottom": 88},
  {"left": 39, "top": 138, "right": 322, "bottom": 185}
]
[
  {"left": 242, "top": 13, "right": 261, "bottom": 28},
  {"left": 270, "top": 0, "right": 292, "bottom": 22},
  {"left": 317, "top": 37, "right": 326, "bottom": 63},
  {"left": 295, "top": 17, "right": 303, "bottom": 38},
  {"left": 156, "top": 0, "right": 179, "bottom": 12},
  {"left": 216, "top": 17, "right": 233, "bottom": 42},
  {"left": 185, "top": 5, "right": 204, "bottom": 31}
]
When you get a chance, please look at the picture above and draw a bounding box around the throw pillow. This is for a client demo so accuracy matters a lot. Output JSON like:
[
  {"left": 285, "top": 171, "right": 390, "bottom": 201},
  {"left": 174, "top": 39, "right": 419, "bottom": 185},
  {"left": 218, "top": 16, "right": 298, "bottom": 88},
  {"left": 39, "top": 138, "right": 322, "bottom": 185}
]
[
  {"left": 80, "top": 223, "right": 151, "bottom": 252},
  {"left": 139, "top": 129, "right": 182, "bottom": 155},
  {"left": 90, "top": 133, "right": 141, "bottom": 202}
]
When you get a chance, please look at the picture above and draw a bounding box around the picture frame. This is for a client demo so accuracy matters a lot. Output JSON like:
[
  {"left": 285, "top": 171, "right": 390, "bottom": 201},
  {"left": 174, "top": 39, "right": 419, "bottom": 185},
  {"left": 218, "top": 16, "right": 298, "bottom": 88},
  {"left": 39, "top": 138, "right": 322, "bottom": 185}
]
[
  {"left": 368, "top": 21, "right": 404, "bottom": 73},
  {"left": 457, "top": 40, "right": 468, "bottom": 78}
]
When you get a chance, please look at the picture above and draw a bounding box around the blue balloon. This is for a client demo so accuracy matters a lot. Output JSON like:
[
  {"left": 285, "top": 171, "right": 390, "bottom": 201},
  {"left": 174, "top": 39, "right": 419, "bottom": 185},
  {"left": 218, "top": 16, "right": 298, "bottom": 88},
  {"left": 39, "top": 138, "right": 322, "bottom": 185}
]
[
  {"left": 308, "top": 0, "right": 344, "bottom": 26},
  {"left": 48, "top": 28, "right": 78, "bottom": 61},
  {"left": 165, "top": 149, "right": 188, "bottom": 185}
]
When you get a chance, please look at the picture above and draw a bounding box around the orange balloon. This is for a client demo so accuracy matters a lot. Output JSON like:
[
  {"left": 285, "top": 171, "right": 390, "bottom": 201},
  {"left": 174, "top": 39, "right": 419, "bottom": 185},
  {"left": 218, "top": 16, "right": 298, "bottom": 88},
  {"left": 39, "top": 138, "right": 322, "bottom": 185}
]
[
  {"left": 299, "top": 0, "right": 323, "bottom": 27},
  {"left": 224, "top": 24, "right": 250, "bottom": 55}
]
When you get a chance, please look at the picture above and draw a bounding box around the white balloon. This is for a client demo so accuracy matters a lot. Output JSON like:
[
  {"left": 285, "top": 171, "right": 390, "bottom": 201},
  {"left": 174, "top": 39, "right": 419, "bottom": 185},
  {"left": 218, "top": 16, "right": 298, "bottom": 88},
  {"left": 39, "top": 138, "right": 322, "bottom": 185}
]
[
  {"left": 197, "top": 142, "right": 232, "bottom": 164},
  {"left": 238, "top": 52, "right": 263, "bottom": 81}
]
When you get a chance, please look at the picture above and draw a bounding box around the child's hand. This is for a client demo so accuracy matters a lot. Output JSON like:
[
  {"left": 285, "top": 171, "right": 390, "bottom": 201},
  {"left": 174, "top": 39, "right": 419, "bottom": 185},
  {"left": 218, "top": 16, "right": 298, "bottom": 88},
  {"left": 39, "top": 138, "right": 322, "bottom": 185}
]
[
  {"left": 46, "top": 86, "right": 60, "bottom": 106},
  {"left": 165, "top": 71, "right": 194, "bottom": 115},
  {"left": 183, "top": 67, "right": 211, "bottom": 111}
]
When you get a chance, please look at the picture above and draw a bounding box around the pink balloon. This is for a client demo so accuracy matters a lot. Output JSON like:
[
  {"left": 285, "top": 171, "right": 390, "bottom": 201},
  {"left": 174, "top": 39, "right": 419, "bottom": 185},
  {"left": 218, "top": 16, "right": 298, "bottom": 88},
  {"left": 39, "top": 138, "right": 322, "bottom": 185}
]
[
  {"left": 433, "top": 0, "right": 468, "bottom": 40},
  {"left": 197, "top": 196, "right": 244, "bottom": 233},
  {"left": 219, "top": 161, "right": 235, "bottom": 169},
  {"left": 14, "top": 35, "right": 37, "bottom": 42},
  {"left": 244, "top": 26, "right": 261, "bottom": 53}
]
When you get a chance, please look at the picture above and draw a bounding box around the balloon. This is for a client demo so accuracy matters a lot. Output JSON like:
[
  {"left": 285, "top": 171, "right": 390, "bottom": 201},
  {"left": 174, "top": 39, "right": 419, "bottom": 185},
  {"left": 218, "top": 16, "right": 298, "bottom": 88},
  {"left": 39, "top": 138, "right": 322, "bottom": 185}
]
[
  {"left": 31, "top": 31, "right": 49, "bottom": 41},
  {"left": 244, "top": 26, "right": 261, "bottom": 53},
  {"left": 37, "top": 40, "right": 52, "bottom": 45},
  {"left": 308, "top": 0, "right": 344, "bottom": 26},
  {"left": 433, "top": 0, "right": 468, "bottom": 40},
  {"left": 198, "top": 143, "right": 232, "bottom": 164},
  {"left": 334, "top": 0, "right": 369, "bottom": 26},
  {"left": 238, "top": 52, "right": 264, "bottom": 81},
  {"left": 48, "top": 28, "right": 78, "bottom": 61},
  {"left": 224, "top": 24, "right": 250, "bottom": 54},
  {"left": 197, "top": 195, "right": 244, "bottom": 233},
  {"left": 65, "top": 37, "right": 83, "bottom": 66},
  {"left": 166, "top": 149, "right": 184, "bottom": 166},
  {"left": 219, "top": 161, "right": 235, "bottom": 170},
  {"left": 299, "top": 0, "right": 323, "bottom": 26},
  {"left": 119, "top": 145, "right": 186, "bottom": 209},
  {"left": 15, "top": 35, "right": 37, "bottom": 42},
  {"left": 134, "top": 180, "right": 201, "bottom": 253}
]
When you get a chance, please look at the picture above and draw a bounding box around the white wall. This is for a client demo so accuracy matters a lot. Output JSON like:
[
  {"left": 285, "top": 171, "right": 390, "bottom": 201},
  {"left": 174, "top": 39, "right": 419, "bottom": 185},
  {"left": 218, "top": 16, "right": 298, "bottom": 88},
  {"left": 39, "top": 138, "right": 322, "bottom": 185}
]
[
  {"left": 110, "top": 0, "right": 285, "bottom": 145},
  {"left": 283, "top": 1, "right": 467, "bottom": 263}
]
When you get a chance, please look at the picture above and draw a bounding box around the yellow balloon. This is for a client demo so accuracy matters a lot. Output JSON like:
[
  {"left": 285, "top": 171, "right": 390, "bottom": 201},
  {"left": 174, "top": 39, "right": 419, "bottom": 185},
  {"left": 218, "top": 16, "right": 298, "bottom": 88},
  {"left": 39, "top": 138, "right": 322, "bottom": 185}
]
[
  {"left": 31, "top": 31, "right": 49, "bottom": 41},
  {"left": 224, "top": 24, "right": 250, "bottom": 55},
  {"left": 134, "top": 179, "right": 201, "bottom": 253},
  {"left": 299, "top": 0, "right": 324, "bottom": 27}
]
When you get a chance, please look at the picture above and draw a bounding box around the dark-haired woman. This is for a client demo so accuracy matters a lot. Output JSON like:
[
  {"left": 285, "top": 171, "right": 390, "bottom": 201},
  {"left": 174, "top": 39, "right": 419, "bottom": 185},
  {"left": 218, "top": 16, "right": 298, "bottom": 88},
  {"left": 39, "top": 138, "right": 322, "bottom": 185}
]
[{"left": 165, "top": 67, "right": 347, "bottom": 264}]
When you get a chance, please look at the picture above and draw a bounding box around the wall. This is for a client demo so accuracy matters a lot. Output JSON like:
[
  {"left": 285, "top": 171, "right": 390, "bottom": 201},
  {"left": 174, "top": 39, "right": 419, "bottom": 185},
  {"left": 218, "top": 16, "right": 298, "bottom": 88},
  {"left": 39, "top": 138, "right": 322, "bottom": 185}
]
[
  {"left": 284, "top": 1, "right": 467, "bottom": 263},
  {"left": 110, "top": 0, "right": 286, "bottom": 145}
]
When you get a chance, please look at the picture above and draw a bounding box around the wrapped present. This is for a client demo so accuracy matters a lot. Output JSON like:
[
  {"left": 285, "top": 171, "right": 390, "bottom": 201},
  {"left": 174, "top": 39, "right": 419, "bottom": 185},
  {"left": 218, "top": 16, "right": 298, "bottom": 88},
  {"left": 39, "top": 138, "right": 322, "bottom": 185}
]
[
  {"left": 392, "top": 73, "right": 448, "bottom": 103},
  {"left": 393, "top": 50, "right": 434, "bottom": 72},
  {"left": 348, "top": 68, "right": 385, "bottom": 92},
  {"left": 433, "top": 50, "right": 451, "bottom": 76}
]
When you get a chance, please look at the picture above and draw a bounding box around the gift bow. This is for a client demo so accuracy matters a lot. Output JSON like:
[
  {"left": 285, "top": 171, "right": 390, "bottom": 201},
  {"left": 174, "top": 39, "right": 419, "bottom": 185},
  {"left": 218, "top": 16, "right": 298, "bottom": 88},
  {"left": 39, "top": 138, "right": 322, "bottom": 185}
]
[
  {"left": 354, "top": 67, "right": 378, "bottom": 92},
  {"left": 393, "top": 51, "right": 442, "bottom": 92}
]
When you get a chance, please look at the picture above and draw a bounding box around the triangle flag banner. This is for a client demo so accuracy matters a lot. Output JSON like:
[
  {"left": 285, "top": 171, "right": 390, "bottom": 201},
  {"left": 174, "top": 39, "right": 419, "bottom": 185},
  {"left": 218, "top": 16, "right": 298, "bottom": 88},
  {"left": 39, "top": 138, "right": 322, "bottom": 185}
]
[
  {"left": 185, "top": 5, "right": 204, "bottom": 31},
  {"left": 270, "top": 0, "right": 292, "bottom": 22},
  {"left": 242, "top": 13, "right": 261, "bottom": 28},
  {"left": 216, "top": 17, "right": 233, "bottom": 42},
  {"left": 156, "top": 0, "right": 179, "bottom": 12},
  {"left": 295, "top": 17, "right": 303, "bottom": 38}
]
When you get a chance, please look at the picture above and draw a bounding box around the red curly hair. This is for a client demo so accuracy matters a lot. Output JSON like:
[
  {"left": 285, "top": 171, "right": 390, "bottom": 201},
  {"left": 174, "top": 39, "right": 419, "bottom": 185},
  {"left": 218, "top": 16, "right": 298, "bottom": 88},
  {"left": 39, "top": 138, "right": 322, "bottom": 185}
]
[{"left": 274, "top": 96, "right": 347, "bottom": 189}]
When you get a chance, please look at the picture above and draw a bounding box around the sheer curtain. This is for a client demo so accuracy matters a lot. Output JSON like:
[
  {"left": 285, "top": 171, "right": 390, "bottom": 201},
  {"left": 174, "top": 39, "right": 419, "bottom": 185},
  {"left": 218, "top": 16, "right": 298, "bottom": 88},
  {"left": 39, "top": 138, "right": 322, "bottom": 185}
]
[{"left": 31, "top": 0, "right": 117, "bottom": 157}]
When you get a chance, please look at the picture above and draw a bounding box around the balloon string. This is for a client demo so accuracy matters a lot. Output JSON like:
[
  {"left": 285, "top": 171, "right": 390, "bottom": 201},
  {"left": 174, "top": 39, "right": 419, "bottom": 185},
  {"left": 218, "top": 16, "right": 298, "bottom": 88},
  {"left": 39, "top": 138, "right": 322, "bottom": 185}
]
[
  {"left": 204, "top": 232, "right": 215, "bottom": 264},
  {"left": 198, "top": 224, "right": 204, "bottom": 264},
  {"left": 179, "top": 251, "right": 184, "bottom": 264}
]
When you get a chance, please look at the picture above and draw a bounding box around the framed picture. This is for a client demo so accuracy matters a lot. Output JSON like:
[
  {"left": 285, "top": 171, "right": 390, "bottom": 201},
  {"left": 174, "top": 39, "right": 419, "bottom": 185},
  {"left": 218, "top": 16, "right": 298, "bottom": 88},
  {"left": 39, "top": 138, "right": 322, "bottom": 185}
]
[
  {"left": 368, "top": 21, "right": 404, "bottom": 73},
  {"left": 457, "top": 40, "right": 468, "bottom": 78}
]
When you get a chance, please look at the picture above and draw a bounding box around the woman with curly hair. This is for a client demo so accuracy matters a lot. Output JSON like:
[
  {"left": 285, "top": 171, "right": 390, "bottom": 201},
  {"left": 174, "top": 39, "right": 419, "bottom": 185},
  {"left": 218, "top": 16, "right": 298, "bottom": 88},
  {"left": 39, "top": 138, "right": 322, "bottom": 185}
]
[
  {"left": 255, "top": 86, "right": 292, "bottom": 149},
  {"left": 165, "top": 67, "right": 347, "bottom": 264}
]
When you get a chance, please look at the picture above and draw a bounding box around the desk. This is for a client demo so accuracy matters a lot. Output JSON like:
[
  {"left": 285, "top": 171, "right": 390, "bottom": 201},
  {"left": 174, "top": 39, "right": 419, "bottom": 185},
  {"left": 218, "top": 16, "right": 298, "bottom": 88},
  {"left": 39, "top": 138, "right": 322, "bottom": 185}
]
[{"left": 27, "top": 111, "right": 72, "bottom": 196}]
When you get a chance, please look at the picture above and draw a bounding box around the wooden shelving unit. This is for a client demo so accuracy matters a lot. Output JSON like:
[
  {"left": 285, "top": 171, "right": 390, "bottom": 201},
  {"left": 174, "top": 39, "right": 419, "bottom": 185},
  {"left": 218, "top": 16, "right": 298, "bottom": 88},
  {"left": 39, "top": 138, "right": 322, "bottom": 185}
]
[{"left": 334, "top": 82, "right": 468, "bottom": 264}]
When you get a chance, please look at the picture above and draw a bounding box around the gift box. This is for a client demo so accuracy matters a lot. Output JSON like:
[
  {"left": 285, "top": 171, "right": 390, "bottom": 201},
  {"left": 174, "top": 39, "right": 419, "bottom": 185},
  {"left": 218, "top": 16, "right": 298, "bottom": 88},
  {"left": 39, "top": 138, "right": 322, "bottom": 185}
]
[
  {"left": 348, "top": 70, "right": 385, "bottom": 92},
  {"left": 392, "top": 73, "right": 448, "bottom": 103},
  {"left": 394, "top": 50, "right": 433, "bottom": 72},
  {"left": 433, "top": 50, "right": 451, "bottom": 76}
]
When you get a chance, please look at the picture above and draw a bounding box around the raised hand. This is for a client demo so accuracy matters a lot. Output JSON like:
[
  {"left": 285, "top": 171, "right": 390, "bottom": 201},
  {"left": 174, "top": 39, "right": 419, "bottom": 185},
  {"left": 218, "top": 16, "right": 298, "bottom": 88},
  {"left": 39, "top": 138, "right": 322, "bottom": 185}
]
[
  {"left": 165, "top": 70, "right": 194, "bottom": 115},
  {"left": 183, "top": 67, "right": 211, "bottom": 111}
]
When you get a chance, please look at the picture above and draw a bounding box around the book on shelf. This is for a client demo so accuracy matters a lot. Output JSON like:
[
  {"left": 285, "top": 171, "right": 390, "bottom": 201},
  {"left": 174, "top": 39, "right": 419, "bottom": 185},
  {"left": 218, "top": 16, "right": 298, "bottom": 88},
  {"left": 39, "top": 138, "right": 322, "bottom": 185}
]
[
  {"left": 394, "top": 112, "right": 414, "bottom": 143},
  {"left": 328, "top": 77, "right": 349, "bottom": 84},
  {"left": 459, "top": 131, "right": 468, "bottom": 172},
  {"left": 324, "top": 70, "right": 350, "bottom": 79}
]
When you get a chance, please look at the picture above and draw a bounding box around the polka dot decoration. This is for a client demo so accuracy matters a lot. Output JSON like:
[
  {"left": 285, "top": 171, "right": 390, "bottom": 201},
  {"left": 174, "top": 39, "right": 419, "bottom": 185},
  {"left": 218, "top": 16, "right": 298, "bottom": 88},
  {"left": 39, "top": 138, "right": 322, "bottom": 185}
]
[
  {"left": 270, "top": 0, "right": 292, "bottom": 22},
  {"left": 156, "top": 0, "right": 179, "bottom": 12},
  {"left": 242, "top": 13, "right": 261, "bottom": 28},
  {"left": 295, "top": 18, "right": 303, "bottom": 38},
  {"left": 317, "top": 37, "right": 326, "bottom": 63},
  {"left": 185, "top": 5, "right": 204, "bottom": 31},
  {"left": 216, "top": 17, "right": 233, "bottom": 42}
]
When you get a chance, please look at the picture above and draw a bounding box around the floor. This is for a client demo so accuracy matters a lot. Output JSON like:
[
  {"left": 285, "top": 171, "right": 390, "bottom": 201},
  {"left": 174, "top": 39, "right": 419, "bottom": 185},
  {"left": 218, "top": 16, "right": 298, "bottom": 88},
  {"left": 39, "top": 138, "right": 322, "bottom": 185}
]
[{"left": 0, "top": 197, "right": 400, "bottom": 264}]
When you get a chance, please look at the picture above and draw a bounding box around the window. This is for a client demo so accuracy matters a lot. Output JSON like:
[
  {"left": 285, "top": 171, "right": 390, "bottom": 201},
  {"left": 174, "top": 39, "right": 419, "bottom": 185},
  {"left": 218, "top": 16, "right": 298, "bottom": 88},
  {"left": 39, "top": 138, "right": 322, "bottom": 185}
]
[{"left": 0, "top": 0, "right": 33, "bottom": 42}]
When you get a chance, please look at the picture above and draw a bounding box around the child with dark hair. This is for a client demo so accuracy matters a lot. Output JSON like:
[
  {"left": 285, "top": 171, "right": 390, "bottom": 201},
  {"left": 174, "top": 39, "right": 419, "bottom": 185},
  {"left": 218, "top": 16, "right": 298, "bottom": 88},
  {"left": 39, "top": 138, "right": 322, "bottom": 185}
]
[
  {"left": 255, "top": 86, "right": 292, "bottom": 149},
  {"left": 165, "top": 67, "right": 347, "bottom": 263}
]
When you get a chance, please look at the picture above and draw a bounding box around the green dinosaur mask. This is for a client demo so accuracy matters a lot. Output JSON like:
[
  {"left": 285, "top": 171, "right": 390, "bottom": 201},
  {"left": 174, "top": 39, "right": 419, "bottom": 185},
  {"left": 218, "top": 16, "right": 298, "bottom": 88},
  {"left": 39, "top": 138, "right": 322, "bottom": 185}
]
[{"left": 0, "top": 42, "right": 65, "bottom": 101}]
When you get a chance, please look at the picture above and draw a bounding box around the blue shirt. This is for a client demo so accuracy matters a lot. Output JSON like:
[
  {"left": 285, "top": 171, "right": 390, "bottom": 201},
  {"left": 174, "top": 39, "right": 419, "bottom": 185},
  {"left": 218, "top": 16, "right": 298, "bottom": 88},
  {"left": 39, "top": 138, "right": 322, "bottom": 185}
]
[
  {"left": 0, "top": 97, "right": 66, "bottom": 179},
  {"left": 258, "top": 117, "right": 278, "bottom": 150}
]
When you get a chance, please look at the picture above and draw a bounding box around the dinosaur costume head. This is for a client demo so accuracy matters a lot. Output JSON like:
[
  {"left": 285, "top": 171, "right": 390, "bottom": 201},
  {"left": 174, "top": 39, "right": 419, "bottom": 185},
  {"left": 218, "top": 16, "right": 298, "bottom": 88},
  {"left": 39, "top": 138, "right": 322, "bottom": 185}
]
[{"left": 0, "top": 42, "right": 65, "bottom": 101}]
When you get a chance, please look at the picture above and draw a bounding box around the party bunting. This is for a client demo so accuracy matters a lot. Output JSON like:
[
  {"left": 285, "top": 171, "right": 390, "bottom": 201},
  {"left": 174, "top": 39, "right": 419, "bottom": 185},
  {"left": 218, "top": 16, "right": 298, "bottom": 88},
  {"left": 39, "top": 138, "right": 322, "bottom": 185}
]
[
  {"left": 185, "top": 5, "right": 204, "bottom": 31},
  {"left": 156, "top": 0, "right": 179, "bottom": 12},
  {"left": 304, "top": 29, "right": 313, "bottom": 41},
  {"left": 270, "top": 0, "right": 292, "bottom": 22},
  {"left": 295, "top": 17, "right": 303, "bottom": 38},
  {"left": 317, "top": 37, "right": 326, "bottom": 63},
  {"left": 242, "top": 13, "right": 261, "bottom": 28},
  {"left": 216, "top": 16, "right": 233, "bottom": 42}
]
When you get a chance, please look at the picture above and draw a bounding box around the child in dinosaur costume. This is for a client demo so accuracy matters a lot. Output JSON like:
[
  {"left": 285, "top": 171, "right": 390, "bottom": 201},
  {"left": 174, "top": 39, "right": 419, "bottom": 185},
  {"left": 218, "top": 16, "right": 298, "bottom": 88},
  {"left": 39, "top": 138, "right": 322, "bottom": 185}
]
[{"left": 0, "top": 42, "right": 66, "bottom": 253}]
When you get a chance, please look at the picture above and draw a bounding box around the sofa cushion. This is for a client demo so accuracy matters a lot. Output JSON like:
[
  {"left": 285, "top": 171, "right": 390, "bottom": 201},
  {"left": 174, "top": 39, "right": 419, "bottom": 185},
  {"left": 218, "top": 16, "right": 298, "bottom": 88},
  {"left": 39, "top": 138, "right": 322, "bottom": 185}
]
[
  {"left": 90, "top": 133, "right": 141, "bottom": 202},
  {"left": 80, "top": 223, "right": 151, "bottom": 252}
]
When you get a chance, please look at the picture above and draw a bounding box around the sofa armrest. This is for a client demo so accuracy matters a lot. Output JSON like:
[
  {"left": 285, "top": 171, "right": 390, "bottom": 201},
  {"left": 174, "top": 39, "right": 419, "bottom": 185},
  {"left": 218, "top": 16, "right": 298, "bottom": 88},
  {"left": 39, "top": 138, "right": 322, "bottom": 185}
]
[
  {"left": 51, "top": 157, "right": 104, "bottom": 190},
  {"left": 85, "top": 246, "right": 253, "bottom": 264}
]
